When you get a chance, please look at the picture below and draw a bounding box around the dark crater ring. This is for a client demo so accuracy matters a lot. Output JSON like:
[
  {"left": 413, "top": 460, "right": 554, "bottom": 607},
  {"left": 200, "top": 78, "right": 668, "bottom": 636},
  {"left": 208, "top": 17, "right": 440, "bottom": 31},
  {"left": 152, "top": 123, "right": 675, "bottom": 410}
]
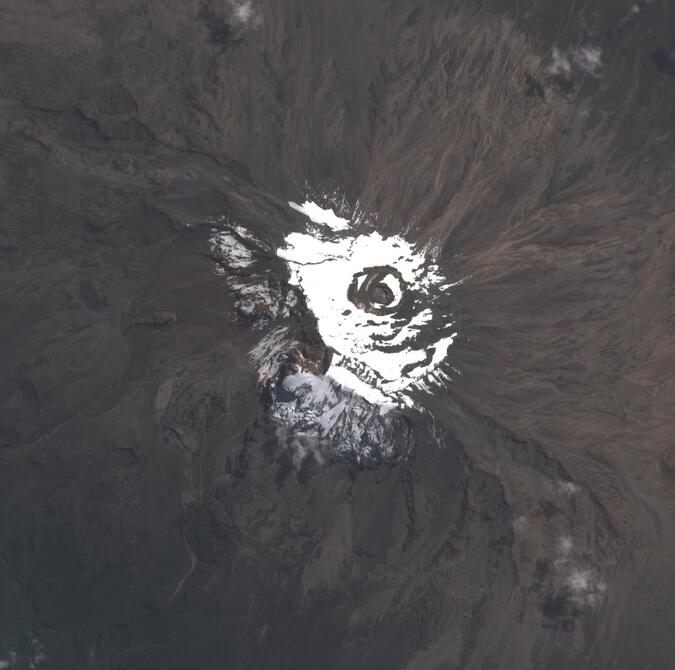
[{"left": 348, "top": 265, "right": 406, "bottom": 315}]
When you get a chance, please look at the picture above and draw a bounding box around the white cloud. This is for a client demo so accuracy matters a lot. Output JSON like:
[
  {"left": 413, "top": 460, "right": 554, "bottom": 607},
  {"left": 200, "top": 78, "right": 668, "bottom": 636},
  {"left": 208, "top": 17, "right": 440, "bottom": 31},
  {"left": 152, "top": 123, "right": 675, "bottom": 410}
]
[
  {"left": 557, "top": 535, "right": 574, "bottom": 558},
  {"left": 553, "top": 536, "right": 607, "bottom": 607},
  {"left": 230, "top": 1, "right": 259, "bottom": 26},
  {"left": 572, "top": 47, "right": 602, "bottom": 76},
  {"left": 513, "top": 516, "right": 529, "bottom": 533},
  {"left": 557, "top": 481, "right": 577, "bottom": 496},
  {"left": 565, "top": 568, "right": 607, "bottom": 605},
  {"left": 544, "top": 478, "right": 578, "bottom": 497},
  {"left": 550, "top": 47, "right": 572, "bottom": 77},
  {"left": 275, "top": 424, "right": 326, "bottom": 468},
  {"left": 549, "top": 45, "right": 602, "bottom": 78}
]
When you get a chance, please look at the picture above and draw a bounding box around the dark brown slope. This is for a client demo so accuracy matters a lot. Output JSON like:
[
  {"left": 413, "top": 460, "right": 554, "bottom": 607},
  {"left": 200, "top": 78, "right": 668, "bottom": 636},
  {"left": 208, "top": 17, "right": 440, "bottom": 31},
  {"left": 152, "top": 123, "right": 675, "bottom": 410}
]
[{"left": 1, "top": 1, "right": 675, "bottom": 669}]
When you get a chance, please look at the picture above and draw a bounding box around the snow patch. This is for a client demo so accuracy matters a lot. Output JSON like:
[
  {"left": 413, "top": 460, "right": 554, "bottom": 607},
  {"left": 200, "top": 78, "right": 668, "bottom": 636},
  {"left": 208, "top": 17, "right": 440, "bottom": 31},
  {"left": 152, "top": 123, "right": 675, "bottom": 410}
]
[
  {"left": 210, "top": 231, "right": 255, "bottom": 268},
  {"left": 289, "top": 200, "right": 351, "bottom": 231},
  {"left": 279, "top": 200, "right": 457, "bottom": 407},
  {"left": 249, "top": 326, "right": 293, "bottom": 385},
  {"left": 270, "top": 371, "right": 414, "bottom": 463}
]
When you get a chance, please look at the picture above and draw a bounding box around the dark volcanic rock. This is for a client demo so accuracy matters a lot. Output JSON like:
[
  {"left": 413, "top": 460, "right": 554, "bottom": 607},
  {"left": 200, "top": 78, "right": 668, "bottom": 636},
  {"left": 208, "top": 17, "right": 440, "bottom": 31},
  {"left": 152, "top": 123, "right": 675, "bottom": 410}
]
[
  {"left": 131, "top": 311, "right": 178, "bottom": 327},
  {"left": 1, "top": 1, "right": 675, "bottom": 669}
]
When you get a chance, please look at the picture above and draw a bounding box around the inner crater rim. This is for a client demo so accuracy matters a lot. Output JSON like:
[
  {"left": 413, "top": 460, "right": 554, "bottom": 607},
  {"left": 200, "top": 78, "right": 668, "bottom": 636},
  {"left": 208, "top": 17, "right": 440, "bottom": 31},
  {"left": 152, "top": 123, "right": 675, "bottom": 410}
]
[{"left": 347, "top": 265, "right": 406, "bottom": 315}]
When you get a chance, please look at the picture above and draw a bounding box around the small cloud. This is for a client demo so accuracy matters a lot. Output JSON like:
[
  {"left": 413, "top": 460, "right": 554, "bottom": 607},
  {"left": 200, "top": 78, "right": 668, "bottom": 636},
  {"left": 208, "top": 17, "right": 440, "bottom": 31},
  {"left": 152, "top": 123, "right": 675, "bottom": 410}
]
[
  {"left": 230, "top": 1, "right": 260, "bottom": 27},
  {"left": 550, "top": 47, "right": 572, "bottom": 77},
  {"left": 557, "top": 480, "right": 577, "bottom": 496},
  {"left": 544, "top": 478, "right": 578, "bottom": 497},
  {"left": 566, "top": 568, "right": 593, "bottom": 591},
  {"left": 275, "top": 424, "right": 325, "bottom": 468},
  {"left": 572, "top": 47, "right": 602, "bottom": 76},
  {"left": 553, "top": 535, "right": 607, "bottom": 607},
  {"left": 557, "top": 535, "right": 574, "bottom": 558},
  {"left": 565, "top": 568, "right": 607, "bottom": 605},
  {"left": 233, "top": 1, "right": 252, "bottom": 23},
  {"left": 549, "top": 45, "right": 602, "bottom": 79},
  {"left": 513, "top": 516, "right": 529, "bottom": 533}
]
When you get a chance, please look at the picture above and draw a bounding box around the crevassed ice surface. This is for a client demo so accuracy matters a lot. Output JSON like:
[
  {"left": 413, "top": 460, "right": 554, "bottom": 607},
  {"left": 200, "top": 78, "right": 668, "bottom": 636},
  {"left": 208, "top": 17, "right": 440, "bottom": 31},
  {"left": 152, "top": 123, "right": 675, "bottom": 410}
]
[
  {"left": 280, "top": 200, "right": 458, "bottom": 408},
  {"left": 209, "top": 229, "right": 255, "bottom": 268},
  {"left": 249, "top": 326, "right": 414, "bottom": 462}
]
